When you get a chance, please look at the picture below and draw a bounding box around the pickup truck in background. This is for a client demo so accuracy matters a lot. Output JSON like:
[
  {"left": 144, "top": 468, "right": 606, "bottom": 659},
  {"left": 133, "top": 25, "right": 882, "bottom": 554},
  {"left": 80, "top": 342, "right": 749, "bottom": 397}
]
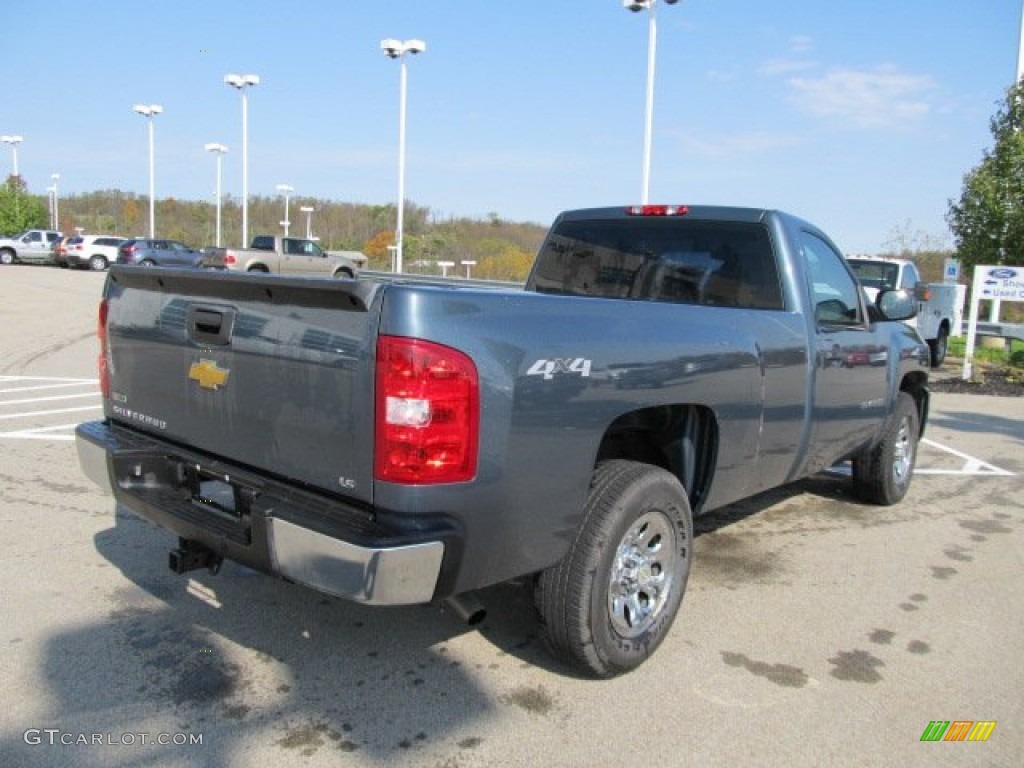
[
  {"left": 846, "top": 256, "right": 965, "bottom": 367},
  {"left": 77, "top": 205, "right": 930, "bottom": 678},
  {"left": 0, "top": 229, "right": 63, "bottom": 265},
  {"left": 201, "top": 234, "right": 367, "bottom": 277}
]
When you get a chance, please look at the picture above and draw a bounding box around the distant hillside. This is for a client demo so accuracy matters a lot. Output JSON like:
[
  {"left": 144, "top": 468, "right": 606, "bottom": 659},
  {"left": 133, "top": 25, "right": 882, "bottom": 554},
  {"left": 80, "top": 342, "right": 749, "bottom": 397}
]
[{"left": 50, "top": 189, "right": 548, "bottom": 281}]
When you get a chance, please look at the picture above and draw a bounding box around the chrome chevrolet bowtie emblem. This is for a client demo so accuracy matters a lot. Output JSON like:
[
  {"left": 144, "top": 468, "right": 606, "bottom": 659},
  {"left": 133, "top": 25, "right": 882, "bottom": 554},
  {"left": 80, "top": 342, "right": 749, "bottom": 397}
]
[{"left": 188, "top": 359, "right": 230, "bottom": 390}]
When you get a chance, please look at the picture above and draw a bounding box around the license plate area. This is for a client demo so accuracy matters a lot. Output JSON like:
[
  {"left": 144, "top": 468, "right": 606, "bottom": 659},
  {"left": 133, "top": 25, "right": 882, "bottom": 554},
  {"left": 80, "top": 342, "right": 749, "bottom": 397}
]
[{"left": 182, "top": 464, "right": 256, "bottom": 522}]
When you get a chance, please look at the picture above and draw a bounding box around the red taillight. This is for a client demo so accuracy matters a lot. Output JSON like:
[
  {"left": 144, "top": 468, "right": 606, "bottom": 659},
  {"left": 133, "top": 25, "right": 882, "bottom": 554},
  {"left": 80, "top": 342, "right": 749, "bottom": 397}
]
[
  {"left": 625, "top": 205, "right": 689, "bottom": 216},
  {"left": 97, "top": 299, "right": 110, "bottom": 399},
  {"left": 224, "top": 251, "right": 237, "bottom": 265},
  {"left": 374, "top": 335, "right": 479, "bottom": 484}
]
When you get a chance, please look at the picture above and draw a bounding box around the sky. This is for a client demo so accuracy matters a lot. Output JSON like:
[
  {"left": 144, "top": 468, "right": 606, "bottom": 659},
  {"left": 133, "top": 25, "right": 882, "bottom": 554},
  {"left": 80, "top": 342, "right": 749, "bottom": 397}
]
[{"left": 3, "top": 0, "right": 1022, "bottom": 254}]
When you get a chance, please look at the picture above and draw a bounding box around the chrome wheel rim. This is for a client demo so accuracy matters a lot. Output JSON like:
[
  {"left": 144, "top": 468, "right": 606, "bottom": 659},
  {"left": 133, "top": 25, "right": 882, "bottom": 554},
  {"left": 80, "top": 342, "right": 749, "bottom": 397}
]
[
  {"left": 608, "top": 509, "right": 678, "bottom": 638},
  {"left": 893, "top": 415, "right": 914, "bottom": 485}
]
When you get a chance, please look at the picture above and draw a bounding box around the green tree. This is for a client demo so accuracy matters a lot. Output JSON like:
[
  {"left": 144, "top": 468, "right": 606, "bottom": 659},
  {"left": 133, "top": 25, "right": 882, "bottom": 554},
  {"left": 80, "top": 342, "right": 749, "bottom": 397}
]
[
  {"left": 0, "top": 176, "right": 49, "bottom": 234},
  {"left": 947, "top": 79, "right": 1024, "bottom": 272}
]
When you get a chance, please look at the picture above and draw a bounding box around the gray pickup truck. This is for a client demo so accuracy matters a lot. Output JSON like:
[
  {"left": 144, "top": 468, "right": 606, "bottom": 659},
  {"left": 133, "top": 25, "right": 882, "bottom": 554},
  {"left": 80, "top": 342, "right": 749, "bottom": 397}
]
[
  {"left": 76, "top": 205, "right": 930, "bottom": 677},
  {"left": 201, "top": 234, "right": 367, "bottom": 277},
  {"left": 0, "top": 229, "right": 63, "bottom": 265}
]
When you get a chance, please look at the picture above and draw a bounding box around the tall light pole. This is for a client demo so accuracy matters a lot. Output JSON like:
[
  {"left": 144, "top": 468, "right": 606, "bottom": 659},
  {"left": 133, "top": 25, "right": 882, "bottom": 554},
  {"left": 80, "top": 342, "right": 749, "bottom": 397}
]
[
  {"left": 204, "top": 143, "right": 228, "bottom": 247},
  {"left": 46, "top": 185, "right": 56, "bottom": 229},
  {"left": 1, "top": 135, "right": 23, "bottom": 178},
  {"left": 132, "top": 104, "right": 162, "bottom": 237},
  {"left": 300, "top": 205, "right": 315, "bottom": 239},
  {"left": 381, "top": 38, "right": 426, "bottom": 273},
  {"left": 276, "top": 183, "right": 294, "bottom": 236},
  {"left": 224, "top": 73, "right": 260, "bottom": 246},
  {"left": 623, "top": 0, "right": 679, "bottom": 204},
  {"left": 51, "top": 173, "right": 59, "bottom": 230}
]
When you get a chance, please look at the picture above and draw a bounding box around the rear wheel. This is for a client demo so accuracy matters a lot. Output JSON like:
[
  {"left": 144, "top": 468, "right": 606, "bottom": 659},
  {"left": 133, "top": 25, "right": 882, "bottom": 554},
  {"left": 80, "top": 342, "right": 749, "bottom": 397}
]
[
  {"left": 535, "top": 460, "right": 693, "bottom": 678},
  {"left": 247, "top": 265, "right": 269, "bottom": 273},
  {"left": 928, "top": 326, "right": 948, "bottom": 367},
  {"left": 851, "top": 391, "right": 920, "bottom": 505},
  {"left": 88, "top": 255, "right": 108, "bottom": 271},
  {"left": 333, "top": 268, "right": 354, "bottom": 279},
  {"left": 140, "top": 259, "right": 156, "bottom": 267}
]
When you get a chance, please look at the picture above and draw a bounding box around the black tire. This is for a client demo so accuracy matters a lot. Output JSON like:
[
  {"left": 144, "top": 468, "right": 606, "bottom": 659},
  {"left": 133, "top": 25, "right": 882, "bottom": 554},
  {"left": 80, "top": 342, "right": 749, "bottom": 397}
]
[
  {"left": 535, "top": 460, "right": 693, "bottom": 678},
  {"left": 851, "top": 391, "right": 920, "bottom": 505},
  {"left": 0, "top": 250, "right": 14, "bottom": 265},
  {"left": 333, "top": 268, "right": 354, "bottom": 279},
  {"left": 928, "top": 326, "right": 948, "bottom": 367},
  {"left": 247, "top": 265, "right": 269, "bottom": 273},
  {"left": 140, "top": 259, "right": 156, "bottom": 267},
  {"left": 88, "top": 255, "right": 108, "bottom": 271}
]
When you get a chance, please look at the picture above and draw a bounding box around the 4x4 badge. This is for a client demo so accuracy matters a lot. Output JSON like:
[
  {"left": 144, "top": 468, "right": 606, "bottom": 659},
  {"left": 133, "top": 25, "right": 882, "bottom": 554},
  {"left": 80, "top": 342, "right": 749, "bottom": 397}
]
[{"left": 188, "top": 359, "right": 230, "bottom": 390}]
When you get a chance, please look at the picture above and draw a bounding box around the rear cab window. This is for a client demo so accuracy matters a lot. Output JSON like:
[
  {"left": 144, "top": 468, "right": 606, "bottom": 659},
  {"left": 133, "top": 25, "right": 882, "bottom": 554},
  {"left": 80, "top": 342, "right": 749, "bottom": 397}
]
[{"left": 528, "top": 217, "right": 784, "bottom": 310}]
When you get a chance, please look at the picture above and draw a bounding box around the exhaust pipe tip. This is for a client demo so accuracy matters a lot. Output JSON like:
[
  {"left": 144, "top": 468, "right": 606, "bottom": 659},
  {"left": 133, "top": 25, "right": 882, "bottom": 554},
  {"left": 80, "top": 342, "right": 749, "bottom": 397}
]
[{"left": 444, "top": 592, "right": 487, "bottom": 625}]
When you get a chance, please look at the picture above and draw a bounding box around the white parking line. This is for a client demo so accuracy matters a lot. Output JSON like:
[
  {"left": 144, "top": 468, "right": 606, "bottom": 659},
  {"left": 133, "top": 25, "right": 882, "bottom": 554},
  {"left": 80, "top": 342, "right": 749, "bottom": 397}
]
[
  {"left": 0, "top": 423, "right": 85, "bottom": 442},
  {"left": 0, "top": 405, "right": 102, "bottom": 421},
  {"left": 0, "top": 392, "right": 100, "bottom": 406},
  {"left": 0, "top": 381, "right": 99, "bottom": 394},
  {"left": 916, "top": 437, "right": 1015, "bottom": 477},
  {"left": 0, "top": 376, "right": 101, "bottom": 442}
]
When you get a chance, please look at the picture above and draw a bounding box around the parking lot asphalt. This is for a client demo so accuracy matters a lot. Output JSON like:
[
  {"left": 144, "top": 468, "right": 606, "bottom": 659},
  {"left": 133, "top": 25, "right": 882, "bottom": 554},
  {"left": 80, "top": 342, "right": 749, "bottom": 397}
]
[{"left": 0, "top": 265, "right": 1020, "bottom": 767}]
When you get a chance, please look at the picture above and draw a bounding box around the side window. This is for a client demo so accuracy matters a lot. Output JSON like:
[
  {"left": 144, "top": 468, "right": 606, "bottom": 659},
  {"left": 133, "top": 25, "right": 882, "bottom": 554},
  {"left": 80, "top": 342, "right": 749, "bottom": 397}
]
[
  {"left": 900, "top": 263, "right": 920, "bottom": 290},
  {"left": 27, "top": 232, "right": 41, "bottom": 243},
  {"left": 800, "top": 231, "right": 863, "bottom": 327}
]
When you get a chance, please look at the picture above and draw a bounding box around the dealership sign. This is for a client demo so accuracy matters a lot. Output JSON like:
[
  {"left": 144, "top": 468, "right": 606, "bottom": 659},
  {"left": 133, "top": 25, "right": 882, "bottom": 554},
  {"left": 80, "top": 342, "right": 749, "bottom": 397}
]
[{"left": 962, "top": 264, "right": 1023, "bottom": 380}]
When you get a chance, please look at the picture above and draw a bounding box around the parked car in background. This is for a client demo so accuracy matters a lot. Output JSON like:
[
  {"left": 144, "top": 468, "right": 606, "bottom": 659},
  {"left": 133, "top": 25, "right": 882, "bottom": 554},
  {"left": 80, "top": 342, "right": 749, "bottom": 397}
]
[
  {"left": 116, "top": 239, "right": 203, "bottom": 268},
  {"left": 0, "top": 229, "right": 63, "bottom": 265},
  {"left": 63, "top": 235, "right": 126, "bottom": 271},
  {"left": 201, "top": 235, "right": 366, "bottom": 277},
  {"left": 52, "top": 235, "right": 74, "bottom": 267}
]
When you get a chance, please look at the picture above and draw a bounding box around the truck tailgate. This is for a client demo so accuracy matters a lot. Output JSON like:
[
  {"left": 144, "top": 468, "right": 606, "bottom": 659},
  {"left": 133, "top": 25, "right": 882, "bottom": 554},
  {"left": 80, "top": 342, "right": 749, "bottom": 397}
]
[{"left": 102, "top": 266, "right": 380, "bottom": 504}]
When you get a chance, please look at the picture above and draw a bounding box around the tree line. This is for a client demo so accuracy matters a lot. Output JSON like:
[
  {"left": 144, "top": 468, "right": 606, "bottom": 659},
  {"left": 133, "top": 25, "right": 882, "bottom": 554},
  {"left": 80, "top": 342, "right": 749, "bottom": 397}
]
[{"left": 0, "top": 182, "right": 547, "bottom": 281}]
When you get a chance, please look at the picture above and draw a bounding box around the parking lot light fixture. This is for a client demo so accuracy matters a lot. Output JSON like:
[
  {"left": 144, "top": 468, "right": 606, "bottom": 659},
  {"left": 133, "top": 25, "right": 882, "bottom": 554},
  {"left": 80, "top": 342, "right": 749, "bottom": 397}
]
[
  {"left": 224, "top": 73, "right": 260, "bottom": 246},
  {"left": 276, "top": 184, "right": 294, "bottom": 236},
  {"left": 46, "top": 185, "right": 56, "bottom": 229},
  {"left": 622, "top": 0, "right": 680, "bottom": 204},
  {"left": 132, "top": 105, "right": 163, "bottom": 237},
  {"left": 51, "top": 173, "right": 59, "bottom": 230},
  {"left": 1, "top": 134, "right": 24, "bottom": 178},
  {"left": 300, "top": 205, "right": 315, "bottom": 239},
  {"left": 204, "top": 143, "right": 228, "bottom": 247},
  {"left": 381, "top": 38, "right": 426, "bottom": 273}
]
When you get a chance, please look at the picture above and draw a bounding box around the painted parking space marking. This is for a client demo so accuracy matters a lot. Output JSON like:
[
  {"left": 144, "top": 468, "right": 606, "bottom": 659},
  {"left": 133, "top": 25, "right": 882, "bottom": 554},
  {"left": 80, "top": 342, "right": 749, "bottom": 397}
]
[
  {"left": 0, "top": 376, "right": 101, "bottom": 442},
  {"left": 915, "top": 437, "right": 1015, "bottom": 477}
]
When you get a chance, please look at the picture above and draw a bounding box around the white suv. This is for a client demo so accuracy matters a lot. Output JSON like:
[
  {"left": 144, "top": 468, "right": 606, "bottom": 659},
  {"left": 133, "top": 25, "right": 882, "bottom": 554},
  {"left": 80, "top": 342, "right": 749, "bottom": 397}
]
[{"left": 64, "top": 235, "right": 126, "bottom": 271}]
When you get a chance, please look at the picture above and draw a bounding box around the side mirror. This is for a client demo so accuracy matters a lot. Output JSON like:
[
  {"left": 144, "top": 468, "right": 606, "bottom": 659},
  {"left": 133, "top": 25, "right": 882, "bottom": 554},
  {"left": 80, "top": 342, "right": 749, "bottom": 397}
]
[{"left": 876, "top": 289, "right": 917, "bottom": 321}]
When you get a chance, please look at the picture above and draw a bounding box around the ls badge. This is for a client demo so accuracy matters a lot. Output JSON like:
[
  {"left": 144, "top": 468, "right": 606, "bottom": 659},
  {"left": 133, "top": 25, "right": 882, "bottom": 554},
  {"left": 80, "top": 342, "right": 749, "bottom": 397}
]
[{"left": 189, "top": 359, "right": 230, "bottom": 391}]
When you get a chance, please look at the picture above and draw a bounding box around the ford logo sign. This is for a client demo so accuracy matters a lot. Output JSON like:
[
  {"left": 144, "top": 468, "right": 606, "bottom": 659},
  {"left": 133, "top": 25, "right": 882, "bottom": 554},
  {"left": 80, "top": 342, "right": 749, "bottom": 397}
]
[{"left": 989, "top": 267, "right": 1017, "bottom": 279}]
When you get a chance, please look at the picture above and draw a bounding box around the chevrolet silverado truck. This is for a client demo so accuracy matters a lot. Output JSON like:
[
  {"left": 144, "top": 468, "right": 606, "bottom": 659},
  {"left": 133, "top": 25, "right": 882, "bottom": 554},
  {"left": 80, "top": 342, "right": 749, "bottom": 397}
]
[
  {"left": 200, "top": 234, "right": 367, "bottom": 277},
  {"left": 76, "top": 205, "right": 930, "bottom": 678},
  {"left": 0, "top": 228, "right": 63, "bottom": 265},
  {"left": 846, "top": 256, "right": 964, "bottom": 367}
]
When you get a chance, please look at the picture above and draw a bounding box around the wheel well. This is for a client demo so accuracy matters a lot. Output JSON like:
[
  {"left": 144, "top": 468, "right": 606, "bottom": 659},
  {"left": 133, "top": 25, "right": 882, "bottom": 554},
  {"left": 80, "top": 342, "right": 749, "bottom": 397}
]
[
  {"left": 247, "top": 264, "right": 269, "bottom": 273},
  {"left": 900, "top": 371, "right": 929, "bottom": 434},
  {"left": 333, "top": 267, "right": 354, "bottom": 278},
  {"left": 595, "top": 404, "right": 717, "bottom": 513}
]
